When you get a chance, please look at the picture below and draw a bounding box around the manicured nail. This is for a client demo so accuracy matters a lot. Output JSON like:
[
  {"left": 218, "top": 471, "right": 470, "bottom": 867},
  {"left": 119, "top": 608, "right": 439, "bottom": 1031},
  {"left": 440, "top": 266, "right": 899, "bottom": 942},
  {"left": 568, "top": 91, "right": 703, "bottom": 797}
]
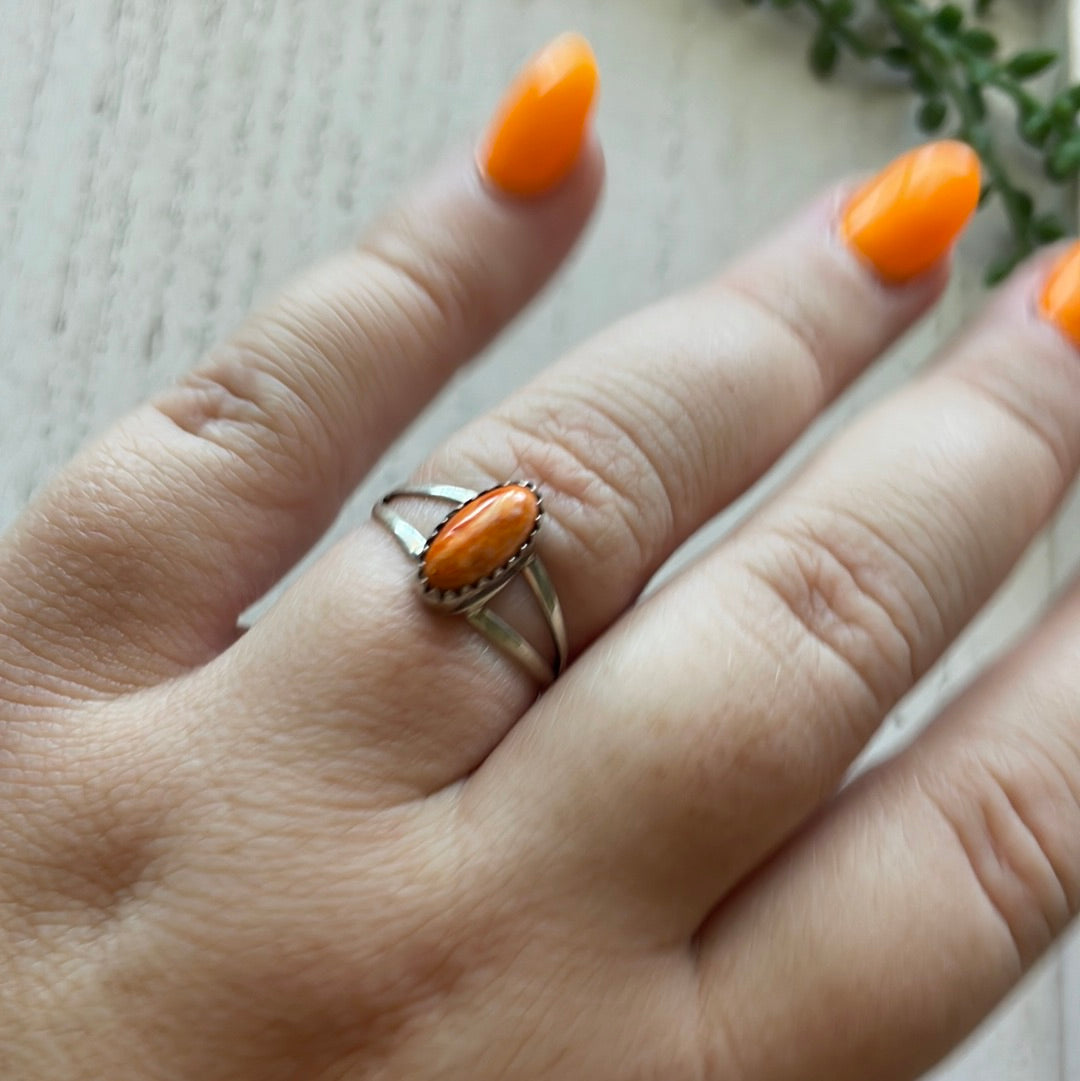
[
  {"left": 480, "top": 33, "right": 599, "bottom": 199},
  {"left": 841, "top": 140, "right": 981, "bottom": 284},
  {"left": 1039, "top": 241, "right": 1080, "bottom": 348}
]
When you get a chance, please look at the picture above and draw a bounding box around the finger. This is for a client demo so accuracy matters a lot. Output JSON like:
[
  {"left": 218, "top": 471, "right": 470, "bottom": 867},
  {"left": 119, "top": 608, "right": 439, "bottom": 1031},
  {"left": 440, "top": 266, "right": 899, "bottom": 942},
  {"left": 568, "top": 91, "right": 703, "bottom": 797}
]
[
  {"left": 0, "top": 34, "right": 602, "bottom": 698},
  {"left": 695, "top": 570, "right": 1080, "bottom": 1081},
  {"left": 484, "top": 240, "right": 1080, "bottom": 939},
  {"left": 210, "top": 141, "right": 977, "bottom": 801}
]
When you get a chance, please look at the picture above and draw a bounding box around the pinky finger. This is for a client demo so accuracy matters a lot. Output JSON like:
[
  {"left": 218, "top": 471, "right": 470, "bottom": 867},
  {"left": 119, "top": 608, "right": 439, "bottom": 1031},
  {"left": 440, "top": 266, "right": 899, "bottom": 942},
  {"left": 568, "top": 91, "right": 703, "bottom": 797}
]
[{"left": 696, "top": 573, "right": 1080, "bottom": 1081}]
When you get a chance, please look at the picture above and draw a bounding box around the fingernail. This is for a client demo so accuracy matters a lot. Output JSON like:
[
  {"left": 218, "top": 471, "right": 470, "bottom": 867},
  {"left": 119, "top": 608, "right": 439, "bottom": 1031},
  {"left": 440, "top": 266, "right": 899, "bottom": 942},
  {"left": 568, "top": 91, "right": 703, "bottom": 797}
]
[
  {"left": 1038, "top": 241, "right": 1080, "bottom": 347},
  {"left": 479, "top": 32, "right": 599, "bottom": 199},
  {"left": 841, "top": 140, "right": 981, "bottom": 284}
]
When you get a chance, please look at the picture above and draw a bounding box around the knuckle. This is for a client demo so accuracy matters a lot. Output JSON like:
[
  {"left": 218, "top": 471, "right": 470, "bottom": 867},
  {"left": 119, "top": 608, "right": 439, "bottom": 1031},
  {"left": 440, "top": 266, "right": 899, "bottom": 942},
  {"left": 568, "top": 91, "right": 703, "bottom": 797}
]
[
  {"left": 464, "top": 389, "right": 680, "bottom": 572},
  {"left": 927, "top": 743, "right": 1080, "bottom": 967},
  {"left": 154, "top": 220, "right": 489, "bottom": 508},
  {"left": 715, "top": 277, "right": 832, "bottom": 401},
  {"left": 945, "top": 366, "right": 1076, "bottom": 496},
  {"left": 3, "top": 447, "right": 220, "bottom": 685},
  {"left": 358, "top": 221, "right": 473, "bottom": 350},
  {"left": 154, "top": 321, "right": 341, "bottom": 503},
  {"left": 739, "top": 508, "right": 937, "bottom": 715}
]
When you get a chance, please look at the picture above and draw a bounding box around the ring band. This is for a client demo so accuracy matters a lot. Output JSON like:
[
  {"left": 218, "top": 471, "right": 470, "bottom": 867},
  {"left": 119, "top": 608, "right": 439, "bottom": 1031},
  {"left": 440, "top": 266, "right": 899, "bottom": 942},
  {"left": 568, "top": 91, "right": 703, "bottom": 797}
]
[{"left": 373, "top": 481, "right": 567, "bottom": 686}]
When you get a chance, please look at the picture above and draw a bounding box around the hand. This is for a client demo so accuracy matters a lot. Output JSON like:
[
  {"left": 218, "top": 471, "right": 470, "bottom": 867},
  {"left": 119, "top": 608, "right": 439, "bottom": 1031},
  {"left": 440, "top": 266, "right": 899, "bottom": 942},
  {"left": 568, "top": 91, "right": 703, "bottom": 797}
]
[{"left": 2, "top": 32, "right": 1079, "bottom": 1081}]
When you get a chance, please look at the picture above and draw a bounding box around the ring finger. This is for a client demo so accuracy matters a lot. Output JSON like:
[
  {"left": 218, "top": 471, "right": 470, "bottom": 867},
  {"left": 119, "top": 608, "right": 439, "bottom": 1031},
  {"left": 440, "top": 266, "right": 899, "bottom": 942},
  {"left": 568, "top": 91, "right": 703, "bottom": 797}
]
[{"left": 209, "top": 140, "right": 981, "bottom": 800}]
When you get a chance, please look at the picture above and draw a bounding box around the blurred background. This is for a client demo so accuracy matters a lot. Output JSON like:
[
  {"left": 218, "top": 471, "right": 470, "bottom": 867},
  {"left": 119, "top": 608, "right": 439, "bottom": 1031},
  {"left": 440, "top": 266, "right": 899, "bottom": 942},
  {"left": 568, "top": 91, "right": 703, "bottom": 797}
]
[{"left": 1, "top": 2, "right": 1077, "bottom": 1076}]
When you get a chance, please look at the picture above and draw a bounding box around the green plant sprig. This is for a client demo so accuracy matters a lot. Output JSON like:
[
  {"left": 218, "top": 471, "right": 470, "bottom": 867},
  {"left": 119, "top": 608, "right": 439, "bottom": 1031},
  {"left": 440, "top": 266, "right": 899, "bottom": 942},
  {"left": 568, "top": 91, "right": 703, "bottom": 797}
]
[{"left": 747, "top": 0, "right": 1080, "bottom": 282}]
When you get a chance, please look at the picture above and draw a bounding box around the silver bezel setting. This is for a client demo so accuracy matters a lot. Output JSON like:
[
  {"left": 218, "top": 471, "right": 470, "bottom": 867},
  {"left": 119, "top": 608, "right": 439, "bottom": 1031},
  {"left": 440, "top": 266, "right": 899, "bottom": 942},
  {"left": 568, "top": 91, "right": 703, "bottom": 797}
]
[
  {"left": 417, "top": 481, "right": 543, "bottom": 614},
  {"left": 373, "top": 479, "right": 567, "bottom": 686}
]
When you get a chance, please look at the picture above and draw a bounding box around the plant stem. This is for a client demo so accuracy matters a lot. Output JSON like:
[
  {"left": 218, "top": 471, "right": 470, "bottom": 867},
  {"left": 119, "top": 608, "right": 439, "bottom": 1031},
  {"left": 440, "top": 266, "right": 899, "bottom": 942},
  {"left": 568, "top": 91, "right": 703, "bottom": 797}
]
[{"left": 757, "top": 0, "right": 1077, "bottom": 281}]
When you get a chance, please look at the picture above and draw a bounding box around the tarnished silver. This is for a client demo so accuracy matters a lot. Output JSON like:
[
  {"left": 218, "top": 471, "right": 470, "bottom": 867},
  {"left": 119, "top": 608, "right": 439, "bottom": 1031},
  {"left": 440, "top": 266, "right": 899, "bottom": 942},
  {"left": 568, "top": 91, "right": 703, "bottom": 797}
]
[{"left": 373, "top": 481, "right": 567, "bottom": 686}]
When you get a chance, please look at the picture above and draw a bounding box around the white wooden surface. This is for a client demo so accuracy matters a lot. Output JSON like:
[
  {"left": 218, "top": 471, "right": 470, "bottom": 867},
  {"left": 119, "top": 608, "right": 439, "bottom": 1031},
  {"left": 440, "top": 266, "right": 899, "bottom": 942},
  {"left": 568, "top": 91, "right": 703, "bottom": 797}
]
[{"left": 1, "top": 0, "right": 1078, "bottom": 1076}]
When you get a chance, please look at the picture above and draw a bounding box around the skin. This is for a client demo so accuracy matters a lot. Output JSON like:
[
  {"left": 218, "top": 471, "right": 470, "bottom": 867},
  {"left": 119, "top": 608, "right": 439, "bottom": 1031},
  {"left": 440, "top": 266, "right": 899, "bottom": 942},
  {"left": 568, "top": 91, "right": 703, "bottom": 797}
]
[{"left": 2, "top": 136, "right": 1080, "bottom": 1081}]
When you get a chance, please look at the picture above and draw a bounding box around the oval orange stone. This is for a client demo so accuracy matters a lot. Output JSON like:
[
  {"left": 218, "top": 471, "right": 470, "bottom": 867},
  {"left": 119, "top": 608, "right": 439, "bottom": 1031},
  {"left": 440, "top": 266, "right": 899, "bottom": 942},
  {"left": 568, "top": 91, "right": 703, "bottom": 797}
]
[{"left": 423, "top": 485, "right": 539, "bottom": 592}]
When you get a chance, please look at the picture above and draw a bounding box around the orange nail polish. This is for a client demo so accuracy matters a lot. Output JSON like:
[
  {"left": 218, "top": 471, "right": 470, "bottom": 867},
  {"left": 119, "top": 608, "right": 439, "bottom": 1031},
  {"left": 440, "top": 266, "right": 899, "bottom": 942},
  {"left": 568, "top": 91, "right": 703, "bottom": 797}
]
[
  {"left": 841, "top": 140, "right": 981, "bottom": 284},
  {"left": 1039, "top": 242, "right": 1080, "bottom": 348},
  {"left": 480, "top": 33, "right": 599, "bottom": 199}
]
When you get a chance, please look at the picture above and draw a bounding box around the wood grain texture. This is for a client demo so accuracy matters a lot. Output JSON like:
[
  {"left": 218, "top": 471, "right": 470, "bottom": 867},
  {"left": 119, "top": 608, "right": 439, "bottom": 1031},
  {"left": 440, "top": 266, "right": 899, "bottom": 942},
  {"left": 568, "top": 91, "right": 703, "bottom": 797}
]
[{"left": 0, "top": 0, "right": 1077, "bottom": 1076}]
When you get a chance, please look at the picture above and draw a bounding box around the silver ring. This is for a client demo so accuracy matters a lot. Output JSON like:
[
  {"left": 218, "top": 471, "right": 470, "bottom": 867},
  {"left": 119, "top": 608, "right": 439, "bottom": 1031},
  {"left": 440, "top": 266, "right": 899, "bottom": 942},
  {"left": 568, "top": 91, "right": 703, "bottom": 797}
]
[{"left": 373, "top": 481, "right": 567, "bottom": 686}]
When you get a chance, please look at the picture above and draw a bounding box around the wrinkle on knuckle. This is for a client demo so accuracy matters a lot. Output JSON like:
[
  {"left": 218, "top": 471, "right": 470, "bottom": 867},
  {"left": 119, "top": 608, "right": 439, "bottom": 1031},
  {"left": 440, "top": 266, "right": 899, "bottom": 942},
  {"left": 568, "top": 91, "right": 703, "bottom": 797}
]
[
  {"left": 925, "top": 743, "right": 1080, "bottom": 969},
  {"left": 156, "top": 231, "right": 484, "bottom": 504},
  {"left": 2, "top": 464, "right": 224, "bottom": 680},
  {"left": 470, "top": 396, "right": 673, "bottom": 572},
  {"left": 943, "top": 366, "right": 1075, "bottom": 502},
  {"left": 358, "top": 225, "right": 473, "bottom": 353},
  {"left": 714, "top": 276, "right": 832, "bottom": 403},
  {"left": 154, "top": 326, "right": 341, "bottom": 503},
  {"left": 591, "top": 367, "right": 698, "bottom": 535},
  {"left": 739, "top": 512, "right": 930, "bottom": 717}
]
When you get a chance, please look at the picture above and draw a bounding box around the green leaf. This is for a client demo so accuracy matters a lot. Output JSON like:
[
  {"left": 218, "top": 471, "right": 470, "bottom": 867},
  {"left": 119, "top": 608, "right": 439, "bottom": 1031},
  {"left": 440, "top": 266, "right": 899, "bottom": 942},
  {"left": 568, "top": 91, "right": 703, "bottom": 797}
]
[
  {"left": 974, "top": 0, "right": 995, "bottom": 13},
  {"left": 932, "top": 5, "right": 964, "bottom": 34},
  {"left": 828, "top": 0, "right": 856, "bottom": 20},
  {"left": 911, "top": 68, "right": 938, "bottom": 95},
  {"left": 961, "top": 28, "right": 998, "bottom": 56},
  {"left": 1020, "top": 111, "right": 1053, "bottom": 147},
  {"left": 810, "top": 32, "right": 839, "bottom": 77},
  {"left": 962, "top": 86, "right": 988, "bottom": 123},
  {"left": 1047, "top": 136, "right": 1080, "bottom": 180},
  {"left": 882, "top": 45, "right": 913, "bottom": 68},
  {"left": 1032, "top": 214, "right": 1067, "bottom": 243},
  {"left": 985, "top": 255, "right": 1018, "bottom": 286},
  {"left": 1051, "top": 95, "right": 1076, "bottom": 127},
  {"left": 917, "top": 98, "right": 948, "bottom": 132},
  {"left": 965, "top": 123, "right": 991, "bottom": 155},
  {"left": 891, "top": 7, "right": 927, "bottom": 37},
  {"left": 1067, "top": 84, "right": 1080, "bottom": 111},
  {"left": 1004, "top": 50, "right": 1058, "bottom": 80},
  {"left": 1013, "top": 190, "right": 1034, "bottom": 223}
]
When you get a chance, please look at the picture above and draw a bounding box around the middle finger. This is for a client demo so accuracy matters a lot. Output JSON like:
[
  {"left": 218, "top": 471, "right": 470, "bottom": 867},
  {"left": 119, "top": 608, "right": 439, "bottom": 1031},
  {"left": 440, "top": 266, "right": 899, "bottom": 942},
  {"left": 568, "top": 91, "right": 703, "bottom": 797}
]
[
  {"left": 481, "top": 244, "right": 1080, "bottom": 941},
  {"left": 204, "top": 142, "right": 976, "bottom": 800}
]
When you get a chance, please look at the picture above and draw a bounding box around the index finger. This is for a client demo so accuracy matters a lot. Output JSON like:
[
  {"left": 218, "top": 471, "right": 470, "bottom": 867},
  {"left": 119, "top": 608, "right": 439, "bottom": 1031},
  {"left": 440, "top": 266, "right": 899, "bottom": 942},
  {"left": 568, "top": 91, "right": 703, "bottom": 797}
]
[{"left": 0, "top": 34, "right": 603, "bottom": 699}]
